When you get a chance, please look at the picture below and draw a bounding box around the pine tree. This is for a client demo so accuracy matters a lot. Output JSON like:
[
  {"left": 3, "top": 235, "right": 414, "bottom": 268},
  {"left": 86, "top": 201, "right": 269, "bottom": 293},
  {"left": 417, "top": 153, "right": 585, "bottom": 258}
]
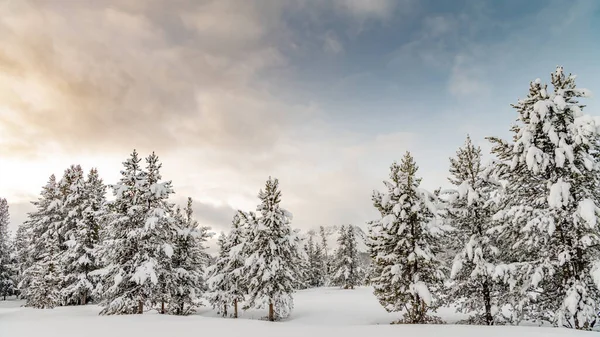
[
  {"left": 319, "top": 225, "right": 331, "bottom": 285},
  {"left": 59, "top": 167, "right": 106, "bottom": 305},
  {"left": 143, "top": 152, "right": 177, "bottom": 314},
  {"left": 304, "top": 235, "right": 325, "bottom": 288},
  {"left": 488, "top": 67, "right": 600, "bottom": 329},
  {"left": 85, "top": 168, "right": 108, "bottom": 302},
  {"left": 96, "top": 150, "right": 175, "bottom": 315},
  {"left": 14, "top": 222, "right": 31, "bottom": 299},
  {"left": 58, "top": 165, "right": 90, "bottom": 305},
  {"left": 169, "top": 198, "right": 211, "bottom": 315},
  {"left": 206, "top": 233, "right": 231, "bottom": 317},
  {"left": 7, "top": 234, "right": 20, "bottom": 299},
  {"left": 221, "top": 212, "right": 249, "bottom": 317},
  {"left": 331, "top": 225, "right": 362, "bottom": 289},
  {"left": 21, "top": 175, "right": 63, "bottom": 308},
  {"left": 444, "top": 135, "right": 504, "bottom": 325},
  {"left": 0, "top": 198, "right": 16, "bottom": 300},
  {"left": 369, "top": 152, "right": 446, "bottom": 324},
  {"left": 244, "top": 177, "right": 303, "bottom": 321}
]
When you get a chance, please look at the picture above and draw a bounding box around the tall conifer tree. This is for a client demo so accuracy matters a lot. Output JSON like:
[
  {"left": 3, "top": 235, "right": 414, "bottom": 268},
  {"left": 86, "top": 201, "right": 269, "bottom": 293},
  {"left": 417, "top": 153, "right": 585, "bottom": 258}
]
[
  {"left": 369, "top": 153, "right": 446, "bottom": 323},
  {"left": 444, "top": 136, "right": 504, "bottom": 325},
  {"left": 0, "top": 198, "right": 16, "bottom": 299},
  {"left": 21, "top": 175, "right": 63, "bottom": 308},
  {"left": 331, "top": 225, "right": 362, "bottom": 289},
  {"left": 488, "top": 67, "right": 600, "bottom": 329},
  {"left": 244, "top": 177, "right": 302, "bottom": 321}
]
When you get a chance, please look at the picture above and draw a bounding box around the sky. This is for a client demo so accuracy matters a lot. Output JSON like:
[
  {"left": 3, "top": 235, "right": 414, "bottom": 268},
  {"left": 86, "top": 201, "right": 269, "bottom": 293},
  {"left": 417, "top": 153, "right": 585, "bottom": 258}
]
[{"left": 1, "top": 0, "right": 600, "bottom": 238}]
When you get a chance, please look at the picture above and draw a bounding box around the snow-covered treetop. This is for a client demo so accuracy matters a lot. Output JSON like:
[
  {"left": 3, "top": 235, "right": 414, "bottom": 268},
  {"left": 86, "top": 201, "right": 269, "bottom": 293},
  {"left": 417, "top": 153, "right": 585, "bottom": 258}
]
[
  {"left": 374, "top": 152, "right": 439, "bottom": 218},
  {"left": 507, "top": 66, "right": 597, "bottom": 175},
  {"left": 256, "top": 177, "right": 293, "bottom": 230}
]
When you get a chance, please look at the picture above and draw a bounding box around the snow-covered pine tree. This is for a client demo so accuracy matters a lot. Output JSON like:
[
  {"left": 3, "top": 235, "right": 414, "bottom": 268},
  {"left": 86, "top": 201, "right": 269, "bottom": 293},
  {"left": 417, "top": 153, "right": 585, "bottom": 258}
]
[
  {"left": 369, "top": 152, "right": 446, "bottom": 324},
  {"left": 206, "top": 232, "right": 230, "bottom": 316},
  {"left": 206, "top": 210, "right": 255, "bottom": 317},
  {"left": 14, "top": 222, "right": 31, "bottom": 300},
  {"left": 313, "top": 238, "right": 326, "bottom": 287},
  {"left": 7, "top": 234, "right": 20, "bottom": 299},
  {"left": 331, "top": 225, "right": 362, "bottom": 289},
  {"left": 59, "top": 167, "right": 106, "bottom": 305},
  {"left": 169, "top": 198, "right": 211, "bottom": 315},
  {"left": 488, "top": 67, "right": 600, "bottom": 329},
  {"left": 0, "top": 198, "right": 16, "bottom": 300},
  {"left": 84, "top": 168, "right": 108, "bottom": 302},
  {"left": 443, "top": 135, "right": 504, "bottom": 325},
  {"left": 319, "top": 225, "right": 331, "bottom": 285},
  {"left": 96, "top": 150, "right": 174, "bottom": 315},
  {"left": 222, "top": 211, "right": 249, "bottom": 318},
  {"left": 304, "top": 235, "right": 325, "bottom": 288},
  {"left": 20, "top": 175, "right": 63, "bottom": 308},
  {"left": 142, "top": 152, "right": 177, "bottom": 314},
  {"left": 244, "top": 177, "right": 303, "bottom": 321},
  {"left": 57, "top": 165, "right": 86, "bottom": 305}
]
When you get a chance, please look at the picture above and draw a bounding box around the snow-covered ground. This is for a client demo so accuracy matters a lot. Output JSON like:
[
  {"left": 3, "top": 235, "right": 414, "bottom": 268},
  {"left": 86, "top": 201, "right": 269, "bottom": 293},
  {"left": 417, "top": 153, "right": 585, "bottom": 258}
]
[{"left": 1, "top": 287, "right": 595, "bottom": 337}]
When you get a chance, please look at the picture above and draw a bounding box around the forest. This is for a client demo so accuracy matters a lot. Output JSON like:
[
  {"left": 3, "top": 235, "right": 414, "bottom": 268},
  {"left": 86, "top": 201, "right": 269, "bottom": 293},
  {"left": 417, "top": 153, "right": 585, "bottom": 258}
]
[{"left": 1, "top": 66, "right": 600, "bottom": 331}]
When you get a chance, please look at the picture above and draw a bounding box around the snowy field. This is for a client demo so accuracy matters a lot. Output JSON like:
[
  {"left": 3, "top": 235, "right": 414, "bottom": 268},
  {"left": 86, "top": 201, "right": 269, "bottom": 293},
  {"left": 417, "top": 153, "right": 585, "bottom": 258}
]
[{"left": 1, "top": 287, "right": 596, "bottom": 337}]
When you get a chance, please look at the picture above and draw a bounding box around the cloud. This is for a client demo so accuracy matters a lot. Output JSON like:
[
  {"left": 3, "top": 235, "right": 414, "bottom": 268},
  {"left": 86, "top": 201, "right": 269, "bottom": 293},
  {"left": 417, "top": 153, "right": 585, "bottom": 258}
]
[
  {"left": 333, "top": 0, "right": 401, "bottom": 21},
  {"left": 0, "top": 0, "right": 294, "bottom": 158},
  {"left": 4, "top": 0, "right": 598, "bottom": 241},
  {"left": 323, "top": 31, "right": 344, "bottom": 55},
  {"left": 5, "top": 199, "right": 35, "bottom": 234},
  {"left": 447, "top": 53, "right": 490, "bottom": 98}
]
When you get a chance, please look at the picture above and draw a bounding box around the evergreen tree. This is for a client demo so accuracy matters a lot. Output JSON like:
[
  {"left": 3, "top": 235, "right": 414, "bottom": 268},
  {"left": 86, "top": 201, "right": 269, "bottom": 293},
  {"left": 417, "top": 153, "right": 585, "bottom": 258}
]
[
  {"left": 319, "top": 225, "right": 331, "bottom": 284},
  {"left": 21, "top": 175, "right": 63, "bottom": 308},
  {"left": 14, "top": 221, "right": 31, "bottom": 299},
  {"left": 217, "top": 211, "right": 249, "bottom": 318},
  {"left": 96, "top": 150, "right": 175, "bottom": 315},
  {"left": 0, "top": 198, "right": 16, "bottom": 299},
  {"left": 206, "top": 233, "right": 230, "bottom": 317},
  {"left": 169, "top": 198, "right": 211, "bottom": 315},
  {"left": 207, "top": 209, "right": 254, "bottom": 304},
  {"left": 244, "top": 177, "right": 303, "bottom": 321},
  {"left": 331, "top": 225, "right": 362, "bottom": 289},
  {"left": 60, "top": 167, "right": 106, "bottom": 305},
  {"left": 444, "top": 135, "right": 504, "bottom": 325},
  {"left": 58, "top": 165, "right": 91, "bottom": 305},
  {"left": 143, "top": 152, "right": 177, "bottom": 314},
  {"left": 369, "top": 152, "right": 446, "bottom": 324},
  {"left": 488, "top": 67, "right": 600, "bottom": 329},
  {"left": 304, "top": 235, "right": 325, "bottom": 288},
  {"left": 7, "top": 234, "right": 20, "bottom": 299}
]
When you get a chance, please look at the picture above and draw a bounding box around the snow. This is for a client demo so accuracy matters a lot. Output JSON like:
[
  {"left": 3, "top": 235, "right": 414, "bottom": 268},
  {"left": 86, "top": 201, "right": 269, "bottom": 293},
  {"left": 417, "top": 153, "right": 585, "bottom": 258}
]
[
  {"left": 1, "top": 287, "right": 594, "bottom": 337},
  {"left": 578, "top": 199, "right": 598, "bottom": 229},
  {"left": 411, "top": 281, "right": 432, "bottom": 305},
  {"left": 163, "top": 243, "right": 174, "bottom": 258},
  {"left": 548, "top": 179, "right": 571, "bottom": 208},
  {"left": 131, "top": 260, "right": 158, "bottom": 285}
]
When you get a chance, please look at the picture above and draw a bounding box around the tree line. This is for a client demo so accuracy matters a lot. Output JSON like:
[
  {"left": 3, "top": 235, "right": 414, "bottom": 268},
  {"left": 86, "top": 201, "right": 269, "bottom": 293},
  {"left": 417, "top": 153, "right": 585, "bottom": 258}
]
[
  {"left": 1, "top": 66, "right": 600, "bottom": 329},
  {"left": 0, "top": 156, "right": 365, "bottom": 321}
]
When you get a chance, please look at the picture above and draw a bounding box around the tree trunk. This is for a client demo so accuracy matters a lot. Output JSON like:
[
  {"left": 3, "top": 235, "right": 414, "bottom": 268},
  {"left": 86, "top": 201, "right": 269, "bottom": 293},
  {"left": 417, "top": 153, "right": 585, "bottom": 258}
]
[
  {"left": 482, "top": 280, "right": 493, "bottom": 325},
  {"left": 161, "top": 300, "right": 165, "bottom": 314},
  {"left": 138, "top": 300, "right": 143, "bottom": 314},
  {"left": 268, "top": 301, "right": 274, "bottom": 322},
  {"left": 234, "top": 298, "right": 238, "bottom": 318},
  {"left": 223, "top": 304, "right": 228, "bottom": 317}
]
